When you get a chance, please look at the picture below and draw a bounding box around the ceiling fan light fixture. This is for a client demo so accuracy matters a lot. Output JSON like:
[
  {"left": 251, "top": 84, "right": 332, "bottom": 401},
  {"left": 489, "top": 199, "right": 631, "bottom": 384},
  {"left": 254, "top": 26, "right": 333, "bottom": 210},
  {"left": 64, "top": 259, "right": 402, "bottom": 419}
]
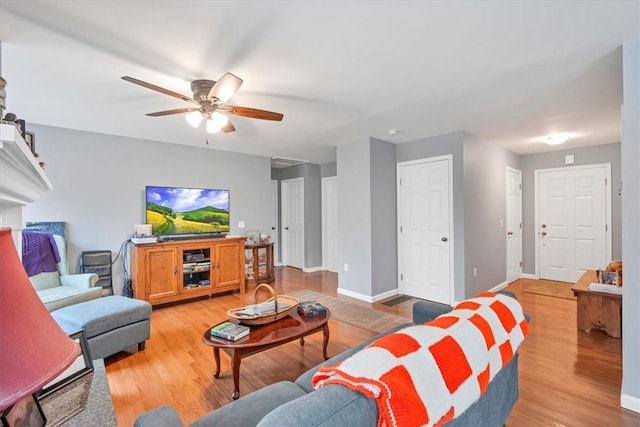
[
  {"left": 186, "top": 111, "right": 203, "bottom": 128},
  {"left": 546, "top": 134, "right": 570, "bottom": 145},
  {"left": 206, "top": 113, "right": 228, "bottom": 133}
]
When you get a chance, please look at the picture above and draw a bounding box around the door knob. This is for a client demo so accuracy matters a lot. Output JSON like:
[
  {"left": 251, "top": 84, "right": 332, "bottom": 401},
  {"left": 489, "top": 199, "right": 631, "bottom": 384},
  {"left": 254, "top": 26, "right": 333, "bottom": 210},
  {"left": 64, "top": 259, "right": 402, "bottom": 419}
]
[
  {"left": 285, "top": 227, "right": 289, "bottom": 230},
  {"left": 507, "top": 231, "right": 513, "bottom": 236},
  {"left": 271, "top": 227, "right": 276, "bottom": 230},
  {"left": 441, "top": 237, "right": 448, "bottom": 242},
  {"left": 541, "top": 224, "right": 547, "bottom": 228},
  {"left": 541, "top": 231, "right": 547, "bottom": 236}
]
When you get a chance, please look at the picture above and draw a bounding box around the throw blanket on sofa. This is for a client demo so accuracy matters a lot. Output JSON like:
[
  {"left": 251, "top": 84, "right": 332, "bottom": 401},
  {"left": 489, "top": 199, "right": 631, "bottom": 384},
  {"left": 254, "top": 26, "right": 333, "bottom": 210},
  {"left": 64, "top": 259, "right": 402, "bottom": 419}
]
[
  {"left": 22, "top": 231, "right": 61, "bottom": 276},
  {"left": 312, "top": 292, "right": 529, "bottom": 427}
]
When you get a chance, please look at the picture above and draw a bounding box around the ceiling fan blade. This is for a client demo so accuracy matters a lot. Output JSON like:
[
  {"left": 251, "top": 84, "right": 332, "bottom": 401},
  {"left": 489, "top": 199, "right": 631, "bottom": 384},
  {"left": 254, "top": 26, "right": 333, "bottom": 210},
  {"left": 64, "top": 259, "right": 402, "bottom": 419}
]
[
  {"left": 208, "top": 73, "right": 243, "bottom": 103},
  {"left": 146, "top": 107, "right": 199, "bottom": 117},
  {"left": 122, "top": 76, "right": 197, "bottom": 104},
  {"left": 221, "top": 120, "right": 236, "bottom": 133},
  {"left": 224, "top": 105, "right": 284, "bottom": 121}
]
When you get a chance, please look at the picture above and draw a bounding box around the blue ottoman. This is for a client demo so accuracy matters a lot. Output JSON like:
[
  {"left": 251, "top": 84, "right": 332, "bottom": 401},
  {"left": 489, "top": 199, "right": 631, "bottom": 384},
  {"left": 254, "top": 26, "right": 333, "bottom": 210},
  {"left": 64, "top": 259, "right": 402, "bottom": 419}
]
[{"left": 52, "top": 296, "right": 152, "bottom": 359}]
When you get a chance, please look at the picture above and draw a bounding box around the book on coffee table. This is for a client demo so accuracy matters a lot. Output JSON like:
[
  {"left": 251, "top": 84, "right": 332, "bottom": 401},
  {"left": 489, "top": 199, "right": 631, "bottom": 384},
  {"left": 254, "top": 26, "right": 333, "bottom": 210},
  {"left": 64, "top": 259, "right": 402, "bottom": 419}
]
[{"left": 211, "top": 322, "right": 250, "bottom": 341}]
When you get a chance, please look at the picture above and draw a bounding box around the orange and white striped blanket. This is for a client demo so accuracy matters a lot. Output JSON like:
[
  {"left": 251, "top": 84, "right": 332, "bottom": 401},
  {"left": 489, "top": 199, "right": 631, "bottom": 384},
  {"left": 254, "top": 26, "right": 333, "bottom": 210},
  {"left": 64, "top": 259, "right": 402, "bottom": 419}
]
[{"left": 312, "top": 292, "right": 529, "bottom": 427}]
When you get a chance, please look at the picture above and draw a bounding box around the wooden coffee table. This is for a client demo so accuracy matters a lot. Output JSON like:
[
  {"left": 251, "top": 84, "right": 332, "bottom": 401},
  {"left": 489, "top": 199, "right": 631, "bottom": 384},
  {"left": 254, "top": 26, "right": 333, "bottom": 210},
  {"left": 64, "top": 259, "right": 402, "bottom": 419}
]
[
  {"left": 572, "top": 270, "right": 622, "bottom": 338},
  {"left": 202, "top": 309, "right": 331, "bottom": 399}
]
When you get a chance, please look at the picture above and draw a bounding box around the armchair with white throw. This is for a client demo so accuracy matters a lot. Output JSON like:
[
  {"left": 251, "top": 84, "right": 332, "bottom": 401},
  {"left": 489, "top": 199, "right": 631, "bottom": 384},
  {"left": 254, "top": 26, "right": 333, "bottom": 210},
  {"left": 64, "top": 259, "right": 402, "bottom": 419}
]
[{"left": 24, "top": 232, "right": 102, "bottom": 311}]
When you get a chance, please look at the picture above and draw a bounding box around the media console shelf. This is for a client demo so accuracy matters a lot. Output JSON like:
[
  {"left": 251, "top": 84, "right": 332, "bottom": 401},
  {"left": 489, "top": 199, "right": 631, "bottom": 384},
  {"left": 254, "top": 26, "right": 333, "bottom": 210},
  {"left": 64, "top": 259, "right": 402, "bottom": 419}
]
[{"left": 132, "top": 237, "right": 245, "bottom": 306}]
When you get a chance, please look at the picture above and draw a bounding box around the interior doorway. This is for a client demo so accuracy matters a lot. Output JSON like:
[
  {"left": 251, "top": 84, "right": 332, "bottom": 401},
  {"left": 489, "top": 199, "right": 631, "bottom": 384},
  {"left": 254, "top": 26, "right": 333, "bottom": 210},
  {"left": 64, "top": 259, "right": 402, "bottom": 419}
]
[
  {"left": 535, "top": 164, "right": 611, "bottom": 282},
  {"left": 506, "top": 167, "right": 522, "bottom": 284},
  {"left": 397, "top": 155, "right": 453, "bottom": 305},
  {"left": 281, "top": 177, "right": 304, "bottom": 269},
  {"left": 270, "top": 180, "right": 279, "bottom": 265}
]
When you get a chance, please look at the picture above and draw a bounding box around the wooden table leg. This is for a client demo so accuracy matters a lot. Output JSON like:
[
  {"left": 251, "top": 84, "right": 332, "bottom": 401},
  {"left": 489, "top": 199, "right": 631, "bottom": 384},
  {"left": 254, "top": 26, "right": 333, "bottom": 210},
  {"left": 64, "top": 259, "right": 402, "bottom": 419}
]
[
  {"left": 231, "top": 350, "right": 241, "bottom": 400},
  {"left": 322, "top": 323, "right": 330, "bottom": 360},
  {"left": 212, "top": 347, "right": 221, "bottom": 379}
]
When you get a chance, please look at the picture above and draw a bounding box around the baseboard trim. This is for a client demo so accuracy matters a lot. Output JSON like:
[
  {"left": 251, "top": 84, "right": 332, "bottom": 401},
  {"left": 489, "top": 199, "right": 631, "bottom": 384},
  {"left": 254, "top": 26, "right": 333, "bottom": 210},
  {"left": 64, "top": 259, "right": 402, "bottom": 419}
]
[
  {"left": 621, "top": 393, "right": 640, "bottom": 414},
  {"left": 372, "top": 289, "right": 399, "bottom": 303},
  {"left": 489, "top": 281, "right": 509, "bottom": 293},
  {"left": 337, "top": 288, "right": 373, "bottom": 303},
  {"left": 302, "top": 266, "right": 323, "bottom": 273},
  {"left": 520, "top": 273, "right": 538, "bottom": 279}
]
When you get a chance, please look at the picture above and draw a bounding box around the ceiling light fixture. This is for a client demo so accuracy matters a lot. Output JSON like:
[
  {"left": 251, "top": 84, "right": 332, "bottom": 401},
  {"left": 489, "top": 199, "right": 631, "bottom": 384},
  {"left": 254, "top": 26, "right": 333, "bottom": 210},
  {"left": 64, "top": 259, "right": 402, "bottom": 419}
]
[
  {"left": 387, "top": 129, "right": 400, "bottom": 136},
  {"left": 546, "top": 134, "right": 570, "bottom": 145}
]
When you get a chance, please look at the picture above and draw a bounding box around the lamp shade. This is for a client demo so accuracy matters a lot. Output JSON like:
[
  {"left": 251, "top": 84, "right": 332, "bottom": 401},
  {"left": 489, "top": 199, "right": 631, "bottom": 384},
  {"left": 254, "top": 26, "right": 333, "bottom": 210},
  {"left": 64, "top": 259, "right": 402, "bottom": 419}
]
[{"left": 0, "top": 228, "right": 79, "bottom": 411}]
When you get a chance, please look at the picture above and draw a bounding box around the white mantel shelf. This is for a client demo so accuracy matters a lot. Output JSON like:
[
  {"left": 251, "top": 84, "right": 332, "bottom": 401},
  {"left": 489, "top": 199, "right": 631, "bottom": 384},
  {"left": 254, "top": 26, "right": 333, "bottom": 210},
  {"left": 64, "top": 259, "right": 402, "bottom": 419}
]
[{"left": 0, "top": 122, "right": 53, "bottom": 251}]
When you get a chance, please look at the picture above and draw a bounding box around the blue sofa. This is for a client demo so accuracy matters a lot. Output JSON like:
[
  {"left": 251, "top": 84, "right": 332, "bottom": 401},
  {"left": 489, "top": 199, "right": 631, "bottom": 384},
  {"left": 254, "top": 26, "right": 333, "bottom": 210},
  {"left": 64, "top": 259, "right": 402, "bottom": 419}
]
[{"left": 135, "top": 297, "right": 523, "bottom": 427}]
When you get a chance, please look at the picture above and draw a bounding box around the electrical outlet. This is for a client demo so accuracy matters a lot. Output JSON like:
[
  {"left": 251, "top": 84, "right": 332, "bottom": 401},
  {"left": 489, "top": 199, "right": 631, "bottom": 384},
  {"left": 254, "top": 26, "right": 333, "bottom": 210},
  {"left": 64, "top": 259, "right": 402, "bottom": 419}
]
[
  {"left": 238, "top": 221, "right": 245, "bottom": 229},
  {"left": 344, "top": 263, "right": 349, "bottom": 272}
]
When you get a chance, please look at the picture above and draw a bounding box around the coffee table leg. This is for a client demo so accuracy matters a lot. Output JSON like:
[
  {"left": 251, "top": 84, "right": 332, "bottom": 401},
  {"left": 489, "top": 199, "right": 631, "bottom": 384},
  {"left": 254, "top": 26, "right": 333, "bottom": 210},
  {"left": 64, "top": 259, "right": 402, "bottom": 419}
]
[
  {"left": 231, "top": 350, "right": 241, "bottom": 400},
  {"left": 213, "top": 347, "right": 221, "bottom": 379},
  {"left": 300, "top": 336, "right": 305, "bottom": 346},
  {"left": 322, "top": 323, "right": 330, "bottom": 360}
]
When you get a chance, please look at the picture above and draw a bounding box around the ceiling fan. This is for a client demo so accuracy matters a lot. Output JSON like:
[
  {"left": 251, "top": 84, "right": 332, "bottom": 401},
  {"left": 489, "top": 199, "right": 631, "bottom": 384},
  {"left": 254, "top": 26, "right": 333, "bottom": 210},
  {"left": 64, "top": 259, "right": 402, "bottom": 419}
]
[{"left": 121, "top": 73, "right": 283, "bottom": 134}]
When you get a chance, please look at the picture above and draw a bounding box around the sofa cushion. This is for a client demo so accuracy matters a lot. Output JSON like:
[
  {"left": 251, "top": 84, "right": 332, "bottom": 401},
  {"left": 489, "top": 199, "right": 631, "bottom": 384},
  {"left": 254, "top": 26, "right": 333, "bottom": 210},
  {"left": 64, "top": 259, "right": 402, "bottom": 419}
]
[
  {"left": 190, "top": 381, "right": 306, "bottom": 427},
  {"left": 51, "top": 296, "right": 151, "bottom": 338},
  {"left": 257, "top": 384, "right": 377, "bottom": 427},
  {"left": 295, "top": 322, "right": 410, "bottom": 392},
  {"left": 30, "top": 271, "right": 62, "bottom": 291},
  {"left": 39, "top": 285, "right": 103, "bottom": 312}
]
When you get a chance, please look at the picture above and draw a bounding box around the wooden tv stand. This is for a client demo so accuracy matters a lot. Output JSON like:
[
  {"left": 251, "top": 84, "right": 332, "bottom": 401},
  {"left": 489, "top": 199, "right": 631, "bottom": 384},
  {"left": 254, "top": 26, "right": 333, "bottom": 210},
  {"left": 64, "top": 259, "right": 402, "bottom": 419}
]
[{"left": 131, "top": 237, "right": 245, "bottom": 306}]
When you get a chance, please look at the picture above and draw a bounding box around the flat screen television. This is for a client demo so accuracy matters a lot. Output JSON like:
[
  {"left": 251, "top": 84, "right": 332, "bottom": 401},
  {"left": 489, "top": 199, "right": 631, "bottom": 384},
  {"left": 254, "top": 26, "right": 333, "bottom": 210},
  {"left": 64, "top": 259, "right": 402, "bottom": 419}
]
[{"left": 145, "top": 186, "right": 230, "bottom": 238}]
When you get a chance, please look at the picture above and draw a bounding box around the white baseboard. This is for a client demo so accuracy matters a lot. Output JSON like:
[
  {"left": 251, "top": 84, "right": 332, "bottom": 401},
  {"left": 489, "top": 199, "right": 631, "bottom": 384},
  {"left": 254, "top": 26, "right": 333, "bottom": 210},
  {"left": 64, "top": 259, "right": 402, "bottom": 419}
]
[
  {"left": 337, "top": 288, "right": 374, "bottom": 303},
  {"left": 621, "top": 393, "right": 640, "bottom": 414},
  {"left": 488, "top": 281, "right": 509, "bottom": 292},
  {"left": 520, "top": 273, "right": 538, "bottom": 279},
  {"left": 372, "top": 289, "right": 399, "bottom": 303},
  {"left": 302, "top": 266, "right": 324, "bottom": 273}
]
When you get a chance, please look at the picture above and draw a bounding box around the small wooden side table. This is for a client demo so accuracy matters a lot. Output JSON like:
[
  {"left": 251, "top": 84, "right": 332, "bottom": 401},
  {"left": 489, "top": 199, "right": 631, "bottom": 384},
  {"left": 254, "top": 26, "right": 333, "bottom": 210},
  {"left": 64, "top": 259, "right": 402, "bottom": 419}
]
[
  {"left": 572, "top": 270, "right": 622, "bottom": 338},
  {"left": 245, "top": 242, "right": 275, "bottom": 284}
]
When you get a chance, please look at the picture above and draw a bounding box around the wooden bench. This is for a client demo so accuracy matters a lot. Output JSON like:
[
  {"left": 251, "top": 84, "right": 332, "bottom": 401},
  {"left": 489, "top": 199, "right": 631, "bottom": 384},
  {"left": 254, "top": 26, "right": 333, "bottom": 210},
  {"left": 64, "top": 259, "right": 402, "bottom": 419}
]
[{"left": 572, "top": 270, "right": 622, "bottom": 338}]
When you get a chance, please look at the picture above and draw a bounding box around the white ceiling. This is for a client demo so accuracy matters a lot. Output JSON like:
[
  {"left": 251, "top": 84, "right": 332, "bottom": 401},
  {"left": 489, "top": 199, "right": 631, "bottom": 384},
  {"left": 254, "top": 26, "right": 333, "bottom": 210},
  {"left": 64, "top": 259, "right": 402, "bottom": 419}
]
[{"left": 0, "top": 1, "right": 638, "bottom": 165}]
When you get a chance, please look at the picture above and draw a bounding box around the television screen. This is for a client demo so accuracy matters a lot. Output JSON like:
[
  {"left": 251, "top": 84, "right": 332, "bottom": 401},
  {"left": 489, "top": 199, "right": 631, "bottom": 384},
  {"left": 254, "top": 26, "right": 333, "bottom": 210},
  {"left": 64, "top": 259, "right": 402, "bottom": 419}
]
[{"left": 145, "top": 186, "right": 230, "bottom": 236}]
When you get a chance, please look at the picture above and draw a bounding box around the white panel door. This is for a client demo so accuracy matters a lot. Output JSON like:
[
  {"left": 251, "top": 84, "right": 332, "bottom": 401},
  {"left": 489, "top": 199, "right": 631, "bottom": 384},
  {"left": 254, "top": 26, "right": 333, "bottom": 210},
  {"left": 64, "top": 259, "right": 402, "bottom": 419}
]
[
  {"left": 537, "top": 165, "right": 609, "bottom": 282},
  {"left": 398, "top": 157, "right": 452, "bottom": 305},
  {"left": 506, "top": 168, "right": 522, "bottom": 284},
  {"left": 322, "top": 177, "right": 338, "bottom": 272},
  {"left": 270, "top": 180, "right": 279, "bottom": 264},
  {"left": 281, "top": 178, "right": 304, "bottom": 269}
]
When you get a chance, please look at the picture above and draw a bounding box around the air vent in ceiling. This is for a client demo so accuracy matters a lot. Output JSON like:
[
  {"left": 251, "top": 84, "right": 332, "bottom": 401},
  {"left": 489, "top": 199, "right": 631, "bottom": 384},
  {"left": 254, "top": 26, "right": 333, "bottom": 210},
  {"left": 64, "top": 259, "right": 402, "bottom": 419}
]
[{"left": 271, "top": 157, "right": 307, "bottom": 168}]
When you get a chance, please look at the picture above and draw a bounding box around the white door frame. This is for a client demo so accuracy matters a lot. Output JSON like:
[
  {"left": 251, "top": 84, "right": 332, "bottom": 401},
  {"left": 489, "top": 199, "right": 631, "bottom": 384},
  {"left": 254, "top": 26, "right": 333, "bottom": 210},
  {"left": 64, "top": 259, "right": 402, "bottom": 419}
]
[
  {"left": 270, "top": 180, "right": 280, "bottom": 265},
  {"left": 534, "top": 163, "right": 612, "bottom": 278},
  {"left": 281, "top": 177, "right": 305, "bottom": 269},
  {"left": 322, "top": 176, "right": 338, "bottom": 272},
  {"left": 397, "top": 155, "right": 455, "bottom": 305},
  {"left": 506, "top": 167, "right": 522, "bottom": 283}
]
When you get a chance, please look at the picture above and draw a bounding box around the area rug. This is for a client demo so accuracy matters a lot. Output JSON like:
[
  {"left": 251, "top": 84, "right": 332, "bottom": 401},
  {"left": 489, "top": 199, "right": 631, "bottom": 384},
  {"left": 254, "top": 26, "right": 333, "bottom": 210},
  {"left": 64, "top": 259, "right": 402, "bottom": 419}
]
[
  {"left": 289, "top": 290, "right": 409, "bottom": 333},
  {"left": 524, "top": 281, "right": 576, "bottom": 300}
]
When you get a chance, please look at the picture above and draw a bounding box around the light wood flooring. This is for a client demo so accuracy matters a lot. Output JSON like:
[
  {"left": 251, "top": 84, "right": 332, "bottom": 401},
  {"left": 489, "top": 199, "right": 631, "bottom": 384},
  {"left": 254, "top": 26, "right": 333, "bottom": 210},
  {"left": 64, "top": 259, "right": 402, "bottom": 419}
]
[{"left": 105, "top": 268, "right": 639, "bottom": 426}]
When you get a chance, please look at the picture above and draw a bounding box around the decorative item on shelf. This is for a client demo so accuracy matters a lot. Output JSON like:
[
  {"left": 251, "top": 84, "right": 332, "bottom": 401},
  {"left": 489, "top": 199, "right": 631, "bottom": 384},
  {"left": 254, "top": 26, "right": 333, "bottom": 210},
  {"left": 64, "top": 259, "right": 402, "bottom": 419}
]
[
  {"left": 0, "top": 76, "right": 6, "bottom": 118},
  {"left": 0, "top": 228, "right": 80, "bottom": 426},
  {"left": 24, "top": 131, "right": 37, "bottom": 157},
  {"left": 131, "top": 224, "right": 157, "bottom": 244},
  {"left": 245, "top": 230, "right": 260, "bottom": 246},
  {"left": 227, "top": 283, "right": 300, "bottom": 325},
  {"left": 260, "top": 233, "right": 271, "bottom": 244}
]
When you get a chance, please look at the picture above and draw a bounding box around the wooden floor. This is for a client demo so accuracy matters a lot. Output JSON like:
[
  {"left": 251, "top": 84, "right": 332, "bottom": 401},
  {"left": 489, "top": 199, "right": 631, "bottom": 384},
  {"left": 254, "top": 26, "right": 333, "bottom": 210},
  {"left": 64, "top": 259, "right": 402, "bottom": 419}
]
[{"left": 105, "top": 268, "right": 639, "bottom": 426}]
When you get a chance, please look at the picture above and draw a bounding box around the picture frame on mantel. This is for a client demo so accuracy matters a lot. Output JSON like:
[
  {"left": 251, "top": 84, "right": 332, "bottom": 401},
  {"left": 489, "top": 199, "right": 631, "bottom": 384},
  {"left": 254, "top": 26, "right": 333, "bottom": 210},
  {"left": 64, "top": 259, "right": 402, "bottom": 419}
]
[{"left": 24, "top": 131, "right": 36, "bottom": 155}]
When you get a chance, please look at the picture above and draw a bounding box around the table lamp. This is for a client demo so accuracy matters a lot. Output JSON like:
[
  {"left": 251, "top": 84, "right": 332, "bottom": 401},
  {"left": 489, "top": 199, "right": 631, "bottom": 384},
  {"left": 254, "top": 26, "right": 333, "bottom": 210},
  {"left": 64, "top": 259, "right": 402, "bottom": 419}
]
[{"left": 0, "top": 228, "right": 79, "bottom": 424}]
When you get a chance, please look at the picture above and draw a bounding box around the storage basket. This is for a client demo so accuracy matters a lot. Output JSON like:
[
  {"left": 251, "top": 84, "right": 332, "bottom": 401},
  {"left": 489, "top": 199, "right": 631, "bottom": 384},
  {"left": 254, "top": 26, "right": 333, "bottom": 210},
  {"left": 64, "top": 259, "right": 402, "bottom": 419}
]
[{"left": 227, "top": 283, "right": 300, "bottom": 326}]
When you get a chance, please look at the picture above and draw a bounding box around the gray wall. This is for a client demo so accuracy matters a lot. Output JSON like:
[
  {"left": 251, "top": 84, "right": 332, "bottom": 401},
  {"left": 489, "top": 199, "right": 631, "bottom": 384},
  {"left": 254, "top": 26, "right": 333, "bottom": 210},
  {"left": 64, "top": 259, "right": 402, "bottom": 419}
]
[
  {"left": 396, "top": 131, "right": 466, "bottom": 300},
  {"left": 621, "top": 38, "right": 639, "bottom": 411},
  {"left": 279, "top": 163, "right": 323, "bottom": 269},
  {"left": 337, "top": 139, "right": 373, "bottom": 295},
  {"left": 27, "top": 124, "right": 272, "bottom": 296},
  {"left": 520, "top": 143, "right": 622, "bottom": 274},
  {"left": 462, "top": 133, "right": 521, "bottom": 296},
  {"left": 321, "top": 162, "right": 337, "bottom": 177},
  {"left": 369, "top": 138, "right": 397, "bottom": 296}
]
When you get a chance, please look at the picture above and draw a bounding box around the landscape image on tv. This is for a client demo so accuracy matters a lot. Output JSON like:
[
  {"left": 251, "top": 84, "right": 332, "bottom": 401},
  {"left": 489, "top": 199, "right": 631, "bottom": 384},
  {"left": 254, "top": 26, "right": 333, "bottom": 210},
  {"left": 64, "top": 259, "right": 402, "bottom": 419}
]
[{"left": 145, "top": 186, "right": 230, "bottom": 235}]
